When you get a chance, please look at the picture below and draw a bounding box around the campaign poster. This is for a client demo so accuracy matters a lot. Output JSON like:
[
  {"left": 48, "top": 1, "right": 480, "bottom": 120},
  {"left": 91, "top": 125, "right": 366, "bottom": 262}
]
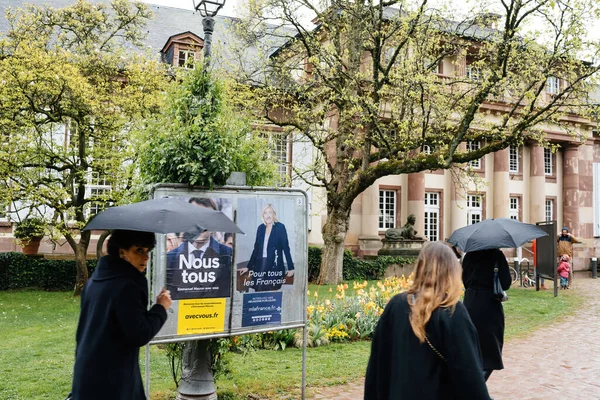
[
  {"left": 235, "top": 198, "right": 296, "bottom": 293},
  {"left": 166, "top": 197, "right": 233, "bottom": 300},
  {"left": 242, "top": 292, "right": 282, "bottom": 327},
  {"left": 177, "top": 298, "right": 227, "bottom": 335}
]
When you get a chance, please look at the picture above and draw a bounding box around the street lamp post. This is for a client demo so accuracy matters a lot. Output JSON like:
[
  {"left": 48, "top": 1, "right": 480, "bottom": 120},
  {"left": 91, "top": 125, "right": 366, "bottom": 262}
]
[
  {"left": 175, "top": 4, "right": 226, "bottom": 399},
  {"left": 193, "top": 0, "right": 226, "bottom": 69}
]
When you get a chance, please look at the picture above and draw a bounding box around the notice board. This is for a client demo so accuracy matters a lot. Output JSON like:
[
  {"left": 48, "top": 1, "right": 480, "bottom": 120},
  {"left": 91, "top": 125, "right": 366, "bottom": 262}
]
[{"left": 148, "top": 184, "right": 308, "bottom": 344}]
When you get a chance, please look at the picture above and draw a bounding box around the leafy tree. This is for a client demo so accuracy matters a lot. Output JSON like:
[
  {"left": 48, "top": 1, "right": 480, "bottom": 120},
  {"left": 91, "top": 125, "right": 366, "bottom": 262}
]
[
  {"left": 0, "top": 0, "right": 167, "bottom": 294},
  {"left": 138, "top": 62, "right": 277, "bottom": 187},
  {"left": 136, "top": 62, "right": 277, "bottom": 391},
  {"left": 231, "top": 0, "right": 600, "bottom": 283}
]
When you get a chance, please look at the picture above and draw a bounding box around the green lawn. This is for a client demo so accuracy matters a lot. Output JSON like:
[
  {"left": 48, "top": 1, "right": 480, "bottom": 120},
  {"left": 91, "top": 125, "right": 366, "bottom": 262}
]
[
  {"left": 307, "top": 280, "right": 379, "bottom": 301},
  {"left": 0, "top": 285, "right": 580, "bottom": 400}
]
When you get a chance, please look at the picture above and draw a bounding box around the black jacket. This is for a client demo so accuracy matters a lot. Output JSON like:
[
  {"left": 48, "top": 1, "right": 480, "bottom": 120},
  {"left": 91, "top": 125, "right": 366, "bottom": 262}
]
[
  {"left": 71, "top": 255, "right": 167, "bottom": 400},
  {"left": 462, "top": 249, "right": 511, "bottom": 371},
  {"left": 365, "top": 293, "right": 491, "bottom": 400}
]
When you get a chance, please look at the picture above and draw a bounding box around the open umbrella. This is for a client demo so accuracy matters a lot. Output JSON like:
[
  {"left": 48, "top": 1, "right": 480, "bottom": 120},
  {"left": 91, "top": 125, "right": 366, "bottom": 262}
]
[
  {"left": 82, "top": 197, "right": 243, "bottom": 234},
  {"left": 448, "top": 218, "right": 547, "bottom": 253}
]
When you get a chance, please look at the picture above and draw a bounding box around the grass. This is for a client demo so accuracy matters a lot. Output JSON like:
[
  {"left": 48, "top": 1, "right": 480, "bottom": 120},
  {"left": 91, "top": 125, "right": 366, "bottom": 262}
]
[
  {"left": 0, "top": 284, "right": 580, "bottom": 400},
  {"left": 307, "top": 280, "right": 379, "bottom": 301},
  {"left": 503, "top": 285, "right": 578, "bottom": 339}
]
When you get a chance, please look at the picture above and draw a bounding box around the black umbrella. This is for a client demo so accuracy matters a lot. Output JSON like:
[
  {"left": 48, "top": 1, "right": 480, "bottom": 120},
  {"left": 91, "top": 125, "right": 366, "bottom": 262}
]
[
  {"left": 82, "top": 197, "right": 243, "bottom": 234},
  {"left": 448, "top": 218, "right": 547, "bottom": 252}
]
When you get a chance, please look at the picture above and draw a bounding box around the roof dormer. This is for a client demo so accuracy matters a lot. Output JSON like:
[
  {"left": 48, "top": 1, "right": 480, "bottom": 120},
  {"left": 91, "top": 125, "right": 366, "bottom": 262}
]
[{"left": 160, "top": 31, "right": 203, "bottom": 69}]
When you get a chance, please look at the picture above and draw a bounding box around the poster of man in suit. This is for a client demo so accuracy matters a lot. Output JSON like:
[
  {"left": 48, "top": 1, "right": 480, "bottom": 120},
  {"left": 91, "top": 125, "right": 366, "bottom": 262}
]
[{"left": 166, "top": 197, "right": 233, "bottom": 299}]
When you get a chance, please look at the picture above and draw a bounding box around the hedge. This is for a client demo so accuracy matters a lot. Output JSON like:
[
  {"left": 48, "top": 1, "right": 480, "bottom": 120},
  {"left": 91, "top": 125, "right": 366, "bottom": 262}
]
[
  {"left": 1, "top": 247, "right": 414, "bottom": 290},
  {"left": 0, "top": 252, "right": 97, "bottom": 291},
  {"left": 308, "top": 245, "right": 416, "bottom": 282}
]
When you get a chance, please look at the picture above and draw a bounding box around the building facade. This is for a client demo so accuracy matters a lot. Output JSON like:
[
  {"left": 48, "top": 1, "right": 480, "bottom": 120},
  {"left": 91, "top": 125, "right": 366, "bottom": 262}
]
[
  {"left": 305, "top": 137, "right": 599, "bottom": 272},
  {"left": 1, "top": 1, "right": 599, "bottom": 274}
]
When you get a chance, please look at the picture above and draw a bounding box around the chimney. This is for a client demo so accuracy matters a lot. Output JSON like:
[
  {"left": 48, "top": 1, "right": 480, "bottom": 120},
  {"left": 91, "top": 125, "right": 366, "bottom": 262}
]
[{"left": 471, "top": 13, "right": 502, "bottom": 30}]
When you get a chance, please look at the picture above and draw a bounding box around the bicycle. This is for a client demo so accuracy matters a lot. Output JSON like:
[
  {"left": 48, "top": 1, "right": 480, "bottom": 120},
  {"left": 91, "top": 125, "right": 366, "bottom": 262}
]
[
  {"left": 522, "top": 270, "right": 536, "bottom": 288},
  {"left": 509, "top": 266, "right": 519, "bottom": 285}
]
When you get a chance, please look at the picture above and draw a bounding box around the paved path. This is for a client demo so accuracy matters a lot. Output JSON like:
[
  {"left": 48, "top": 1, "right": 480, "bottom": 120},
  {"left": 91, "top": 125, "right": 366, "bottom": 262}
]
[{"left": 308, "top": 277, "right": 600, "bottom": 400}]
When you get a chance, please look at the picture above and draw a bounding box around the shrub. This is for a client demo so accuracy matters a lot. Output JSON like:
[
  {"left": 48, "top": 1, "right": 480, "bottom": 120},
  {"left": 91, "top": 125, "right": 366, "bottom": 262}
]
[
  {"left": 308, "top": 246, "right": 322, "bottom": 282},
  {"left": 0, "top": 252, "right": 97, "bottom": 291},
  {"left": 13, "top": 217, "right": 46, "bottom": 245},
  {"left": 307, "top": 246, "right": 416, "bottom": 282},
  {"left": 344, "top": 255, "right": 417, "bottom": 281}
]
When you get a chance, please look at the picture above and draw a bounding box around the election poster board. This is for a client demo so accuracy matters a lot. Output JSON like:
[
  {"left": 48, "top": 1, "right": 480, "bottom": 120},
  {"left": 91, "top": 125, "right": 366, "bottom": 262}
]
[{"left": 149, "top": 185, "right": 308, "bottom": 343}]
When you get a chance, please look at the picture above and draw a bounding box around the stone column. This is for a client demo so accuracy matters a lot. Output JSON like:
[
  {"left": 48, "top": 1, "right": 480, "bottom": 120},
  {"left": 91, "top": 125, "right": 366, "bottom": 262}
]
[
  {"left": 358, "top": 183, "right": 383, "bottom": 256},
  {"left": 529, "top": 143, "right": 545, "bottom": 224},
  {"left": 407, "top": 172, "right": 425, "bottom": 238},
  {"left": 563, "top": 145, "right": 580, "bottom": 236},
  {"left": 449, "top": 143, "right": 468, "bottom": 232},
  {"left": 493, "top": 148, "right": 510, "bottom": 219},
  {"left": 450, "top": 179, "right": 467, "bottom": 232}
]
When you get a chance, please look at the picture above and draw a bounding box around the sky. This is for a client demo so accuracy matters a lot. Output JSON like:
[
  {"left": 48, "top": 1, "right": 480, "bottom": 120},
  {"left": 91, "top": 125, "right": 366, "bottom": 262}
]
[
  {"left": 142, "top": 0, "right": 600, "bottom": 46},
  {"left": 140, "top": 0, "right": 242, "bottom": 18}
]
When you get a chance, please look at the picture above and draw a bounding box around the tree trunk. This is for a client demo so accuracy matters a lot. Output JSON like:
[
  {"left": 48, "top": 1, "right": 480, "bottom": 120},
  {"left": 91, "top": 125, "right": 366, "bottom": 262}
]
[
  {"left": 72, "top": 227, "right": 92, "bottom": 296},
  {"left": 318, "top": 208, "right": 350, "bottom": 284},
  {"left": 73, "top": 243, "right": 88, "bottom": 296}
]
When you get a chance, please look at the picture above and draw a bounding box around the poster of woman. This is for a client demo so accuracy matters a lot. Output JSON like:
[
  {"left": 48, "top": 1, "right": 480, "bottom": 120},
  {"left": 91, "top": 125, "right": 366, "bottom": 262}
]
[{"left": 237, "top": 200, "right": 295, "bottom": 292}]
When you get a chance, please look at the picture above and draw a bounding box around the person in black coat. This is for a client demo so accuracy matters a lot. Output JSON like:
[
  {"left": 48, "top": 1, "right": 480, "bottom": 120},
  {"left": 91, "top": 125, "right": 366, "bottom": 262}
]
[
  {"left": 239, "top": 204, "right": 294, "bottom": 291},
  {"left": 70, "top": 230, "right": 172, "bottom": 400},
  {"left": 462, "top": 248, "right": 511, "bottom": 381},
  {"left": 365, "top": 242, "right": 491, "bottom": 400}
]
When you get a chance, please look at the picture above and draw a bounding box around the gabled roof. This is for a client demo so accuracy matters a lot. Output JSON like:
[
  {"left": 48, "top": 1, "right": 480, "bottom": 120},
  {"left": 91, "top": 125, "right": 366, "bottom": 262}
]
[
  {"left": 270, "top": 6, "right": 503, "bottom": 59},
  {"left": 0, "top": 1, "right": 246, "bottom": 66},
  {"left": 160, "top": 31, "right": 204, "bottom": 54}
]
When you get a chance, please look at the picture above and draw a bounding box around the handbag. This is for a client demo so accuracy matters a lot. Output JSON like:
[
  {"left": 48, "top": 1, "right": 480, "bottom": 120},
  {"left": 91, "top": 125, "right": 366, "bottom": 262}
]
[{"left": 493, "top": 265, "right": 509, "bottom": 302}]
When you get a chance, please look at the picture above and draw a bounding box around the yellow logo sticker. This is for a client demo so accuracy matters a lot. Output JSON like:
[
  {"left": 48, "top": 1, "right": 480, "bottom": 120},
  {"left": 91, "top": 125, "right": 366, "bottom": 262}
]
[{"left": 177, "top": 299, "right": 226, "bottom": 335}]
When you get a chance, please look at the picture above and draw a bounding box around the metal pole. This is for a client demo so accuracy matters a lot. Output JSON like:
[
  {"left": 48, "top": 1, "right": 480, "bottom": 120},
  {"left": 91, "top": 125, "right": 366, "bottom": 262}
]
[
  {"left": 302, "top": 325, "right": 307, "bottom": 400},
  {"left": 145, "top": 344, "right": 151, "bottom": 396},
  {"left": 146, "top": 255, "right": 153, "bottom": 396},
  {"left": 202, "top": 16, "right": 215, "bottom": 69}
]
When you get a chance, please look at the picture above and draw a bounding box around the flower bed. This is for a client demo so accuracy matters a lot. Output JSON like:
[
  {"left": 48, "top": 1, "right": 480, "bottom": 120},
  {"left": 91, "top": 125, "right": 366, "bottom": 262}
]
[{"left": 305, "top": 276, "right": 413, "bottom": 345}]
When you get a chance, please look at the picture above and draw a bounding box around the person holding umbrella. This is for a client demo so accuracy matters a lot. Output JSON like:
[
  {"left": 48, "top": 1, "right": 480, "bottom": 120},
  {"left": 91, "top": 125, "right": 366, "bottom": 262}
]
[
  {"left": 448, "top": 218, "right": 548, "bottom": 382},
  {"left": 462, "top": 248, "right": 511, "bottom": 381},
  {"left": 70, "top": 230, "right": 172, "bottom": 399}
]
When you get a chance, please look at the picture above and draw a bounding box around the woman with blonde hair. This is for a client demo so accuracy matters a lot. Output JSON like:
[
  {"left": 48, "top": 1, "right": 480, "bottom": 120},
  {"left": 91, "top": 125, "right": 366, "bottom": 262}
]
[{"left": 365, "top": 242, "right": 491, "bottom": 400}]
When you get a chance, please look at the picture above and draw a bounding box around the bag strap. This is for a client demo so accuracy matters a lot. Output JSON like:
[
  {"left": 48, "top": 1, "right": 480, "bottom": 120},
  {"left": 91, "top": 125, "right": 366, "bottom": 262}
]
[
  {"left": 425, "top": 335, "right": 446, "bottom": 362},
  {"left": 410, "top": 294, "right": 447, "bottom": 362}
]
